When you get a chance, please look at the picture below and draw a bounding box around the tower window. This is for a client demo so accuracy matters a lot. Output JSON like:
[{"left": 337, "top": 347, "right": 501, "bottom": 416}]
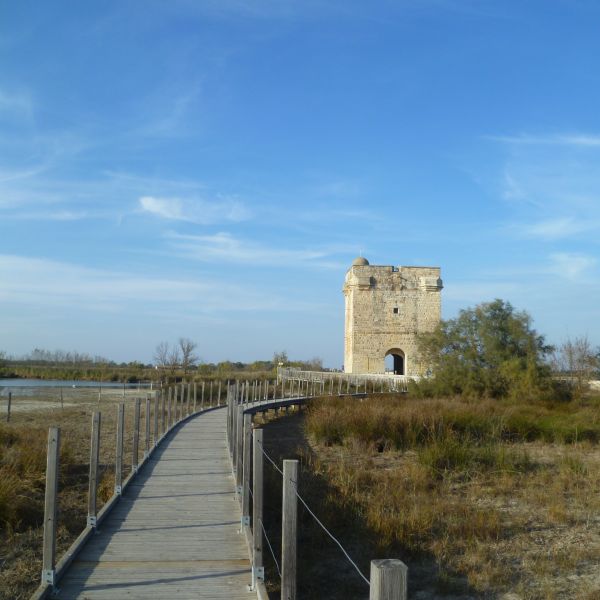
[{"left": 393, "top": 307, "right": 399, "bottom": 314}]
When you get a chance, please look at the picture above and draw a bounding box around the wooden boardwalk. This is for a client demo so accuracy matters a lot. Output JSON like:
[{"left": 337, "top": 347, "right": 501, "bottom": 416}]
[{"left": 57, "top": 408, "right": 254, "bottom": 599}]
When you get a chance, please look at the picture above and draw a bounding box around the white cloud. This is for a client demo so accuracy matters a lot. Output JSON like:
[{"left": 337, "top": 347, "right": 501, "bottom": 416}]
[
  {"left": 165, "top": 231, "right": 346, "bottom": 268},
  {"left": 489, "top": 133, "right": 600, "bottom": 147},
  {"left": 548, "top": 252, "right": 597, "bottom": 281},
  {"left": 0, "top": 89, "right": 33, "bottom": 119},
  {"left": 138, "top": 195, "right": 251, "bottom": 224},
  {"left": 0, "top": 254, "right": 295, "bottom": 313},
  {"left": 512, "top": 217, "right": 596, "bottom": 240}
]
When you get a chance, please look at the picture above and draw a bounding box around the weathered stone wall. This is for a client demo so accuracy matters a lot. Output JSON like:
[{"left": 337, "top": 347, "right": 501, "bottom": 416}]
[{"left": 343, "top": 262, "right": 442, "bottom": 376}]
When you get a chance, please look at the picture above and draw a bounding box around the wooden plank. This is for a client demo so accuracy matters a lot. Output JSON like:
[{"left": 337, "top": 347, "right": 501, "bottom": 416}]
[{"left": 55, "top": 408, "right": 254, "bottom": 599}]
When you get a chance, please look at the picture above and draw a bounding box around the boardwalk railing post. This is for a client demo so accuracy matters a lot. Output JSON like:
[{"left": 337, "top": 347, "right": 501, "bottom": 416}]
[
  {"left": 210, "top": 380, "right": 214, "bottom": 406},
  {"left": 281, "top": 459, "right": 298, "bottom": 600},
  {"left": 115, "top": 403, "right": 124, "bottom": 495},
  {"left": 6, "top": 391, "right": 11, "bottom": 422},
  {"left": 160, "top": 389, "right": 165, "bottom": 437},
  {"left": 187, "top": 382, "right": 191, "bottom": 415},
  {"left": 369, "top": 559, "right": 408, "bottom": 600},
  {"left": 241, "top": 413, "right": 252, "bottom": 527},
  {"left": 167, "top": 387, "right": 172, "bottom": 429},
  {"left": 132, "top": 398, "right": 140, "bottom": 473},
  {"left": 87, "top": 411, "right": 101, "bottom": 527},
  {"left": 42, "top": 427, "right": 60, "bottom": 586},
  {"left": 218, "top": 380, "right": 222, "bottom": 406},
  {"left": 154, "top": 394, "right": 159, "bottom": 446},
  {"left": 235, "top": 405, "right": 244, "bottom": 493},
  {"left": 201, "top": 381, "right": 205, "bottom": 409},
  {"left": 193, "top": 381, "right": 197, "bottom": 412},
  {"left": 145, "top": 397, "right": 151, "bottom": 457},
  {"left": 232, "top": 399, "right": 238, "bottom": 468},
  {"left": 252, "top": 428, "right": 264, "bottom": 588}
]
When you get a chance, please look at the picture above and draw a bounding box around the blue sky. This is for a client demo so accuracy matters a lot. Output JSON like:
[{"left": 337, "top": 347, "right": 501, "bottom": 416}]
[{"left": 1, "top": 0, "right": 599, "bottom": 367}]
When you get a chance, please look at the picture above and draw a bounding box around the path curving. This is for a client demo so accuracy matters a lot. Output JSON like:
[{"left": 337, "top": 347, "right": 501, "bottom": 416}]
[{"left": 56, "top": 408, "right": 254, "bottom": 599}]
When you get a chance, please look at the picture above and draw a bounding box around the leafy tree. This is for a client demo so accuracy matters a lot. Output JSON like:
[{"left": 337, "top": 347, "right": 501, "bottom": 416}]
[{"left": 415, "top": 299, "right": 555, "bottom": 400}]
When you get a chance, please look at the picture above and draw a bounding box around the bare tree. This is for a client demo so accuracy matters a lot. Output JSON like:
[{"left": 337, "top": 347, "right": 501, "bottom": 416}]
[
  {"left": 555, "top": 336, "right": 599, "bottom": 395},
  {"left": 154, "top": 342, "right": 170, "bottom": 370},
  {"left": 167, "top": 346, "right": 181, "bottom": 376},
  {"left": 178, "top": 338, "right": 198, "bottom": 376}
]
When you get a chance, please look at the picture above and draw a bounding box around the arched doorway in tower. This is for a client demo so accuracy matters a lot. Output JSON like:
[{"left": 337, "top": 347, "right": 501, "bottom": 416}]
[{"left": 384, "top": 349, "right": 405, "bottom": 375}]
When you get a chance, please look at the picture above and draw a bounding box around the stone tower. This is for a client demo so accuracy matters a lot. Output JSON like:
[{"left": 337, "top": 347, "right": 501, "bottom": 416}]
[{"left": 343, "top": 257, "right": 443, "bottom": 376}]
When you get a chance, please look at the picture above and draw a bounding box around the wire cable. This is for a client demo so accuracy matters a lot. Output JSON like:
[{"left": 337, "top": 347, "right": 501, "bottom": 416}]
[
  {"left": 258, "top": 443, "right": 369, "bottom": 586},
  {"left": 259, "top": 518, "right": 281, "bottom": 578}
]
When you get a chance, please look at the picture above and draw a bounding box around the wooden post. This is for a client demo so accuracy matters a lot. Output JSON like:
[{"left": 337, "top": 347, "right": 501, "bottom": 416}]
[
  {"left": 145, "top": 397, "right": 151, "bottom": 456},
  {"left": 235, "top": 406, "right": 244, "bottom": 492},
  {"left": 281, "top": 459, "right": 298, "bottom": 600},
  {"left": 218, "top": 380, "right": 222, "bottom": 406},
  {"left": 161, "top": 389, "right": 165, "bottom": 437},
  {"left": 369, "top": 559, "right": 408, "bottom": 600},
  {"left": 87, "top": 411, "right": 101, "bottom": 527},
  {"left": 252, "top": 428, "right": 264, "bottom": 588},
  {"left": 41, "top": 427, "right": 60, "bottom": 586},
  {"left": 132, "top": 398, "right": 140, "bottom": 472},
  {"left": 193, "top": 382, "right": 197, "bottom": 412},
  {"left": 187, "top": 382, "right": 191, "bottom": 415},
  {"left": 6, "top": 391, "right": 11, "bottom": 422},
  {"left": 210, "top": 381, "right": 213, "bottom": 406},
  {"left": 153, "top": 394, "right": 159, "bottom": 446},
  {"left": 60, "top": 387, "right": 64, "bottom": 409},
  {"left": 181, "top": 382, "right": 185, "bottom": 417},
  {"left": 232, "top": 399, "right": 239, "bottom": 470},
  {"left": 242, "top": 413, "right": 252, "bottom": 527},
  {"left": 201, "top": 381, "right": 205, "bottom": 409},
  {"left": 167, "top": 387, "right": 172, "bottom": 429},
  {"left": 115, "top": 403, "right": 124, "bottom": 495}
]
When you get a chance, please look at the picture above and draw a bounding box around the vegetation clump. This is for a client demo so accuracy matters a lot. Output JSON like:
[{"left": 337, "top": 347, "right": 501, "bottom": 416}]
[
  {"left": 300, "top": 393, "right": 600, "bottom": 597},
  {"left": 413, "top": 299, "right": 559, "bottom": 400}
]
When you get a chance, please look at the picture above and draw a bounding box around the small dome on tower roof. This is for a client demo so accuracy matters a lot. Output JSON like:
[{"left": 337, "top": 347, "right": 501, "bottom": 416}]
[{"left": 352, "top": 256, "right": 369, "bottom": 266}]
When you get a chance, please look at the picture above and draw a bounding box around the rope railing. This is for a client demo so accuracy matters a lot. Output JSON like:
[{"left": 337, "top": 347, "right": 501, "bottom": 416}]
[{"left": 225, "top": 379, "right": 409, "bottom": 600}]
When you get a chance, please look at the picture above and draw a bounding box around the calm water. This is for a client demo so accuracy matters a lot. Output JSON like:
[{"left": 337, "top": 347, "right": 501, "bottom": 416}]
[{"left": 0, "top": 378, "right": 152, "bottom": 397}]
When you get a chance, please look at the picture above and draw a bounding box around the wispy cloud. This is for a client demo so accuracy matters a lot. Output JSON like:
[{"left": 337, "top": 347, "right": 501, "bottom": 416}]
[
  {"left": 165, "top": 231, "right": 346, "bottom": 268},
  {"left": 139, "top": 195, "right": 251, "bottom": 224},
  {"left": 0, "top": 88, "right": 33, "bottom": 119},
  {"left": 0, "top": 254, "right": 305, "bottom": 313},
  {"left": 489, "top": 133, "right": 600, "bottom": 147},
  {"left": 511, "top": 217, "right": 597, "bottom": 240},
  {"left": 548, "top": 252, "right": 597, "bottom": 281}
]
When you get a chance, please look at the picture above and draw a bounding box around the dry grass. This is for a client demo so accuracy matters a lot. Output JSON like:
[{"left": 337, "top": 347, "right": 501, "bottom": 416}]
[
  {"left": 0, "top": 389, "right": 155, "bottom": 600},
  {"left": 258, "top": 395, "right": 600, "bottom": 599}
]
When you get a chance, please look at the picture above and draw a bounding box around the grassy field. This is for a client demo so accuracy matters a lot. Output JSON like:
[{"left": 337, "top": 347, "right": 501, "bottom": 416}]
[
  {"left": 258, "top": 394, "right": 600, "bottom": 599},
  {"left": 0, "top": 389, "right": 147, "bottom": 600}
]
